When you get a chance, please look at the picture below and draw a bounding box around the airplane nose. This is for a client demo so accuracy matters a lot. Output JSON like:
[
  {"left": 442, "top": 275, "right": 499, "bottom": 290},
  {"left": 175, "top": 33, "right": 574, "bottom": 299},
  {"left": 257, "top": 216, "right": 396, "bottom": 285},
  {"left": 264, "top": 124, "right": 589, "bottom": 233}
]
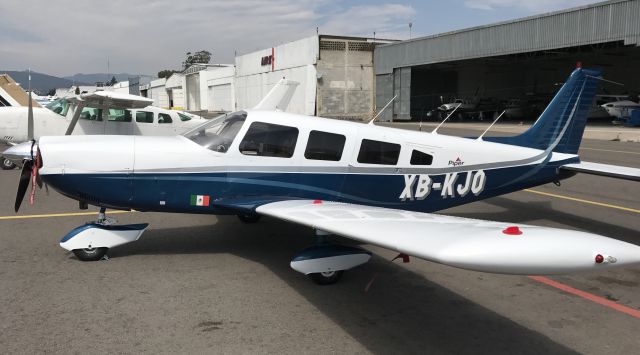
[
  {"left": 37, "top": 135, "right": 135, "bottom": 209},
  {"left": 3, "top": 141, "right": 37, "bottom": 165}
]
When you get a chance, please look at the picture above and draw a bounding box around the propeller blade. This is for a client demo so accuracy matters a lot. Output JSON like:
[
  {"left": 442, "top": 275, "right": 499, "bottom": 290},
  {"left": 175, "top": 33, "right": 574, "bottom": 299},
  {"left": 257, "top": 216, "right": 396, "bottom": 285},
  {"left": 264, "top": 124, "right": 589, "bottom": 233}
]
[
  {"left": 27, "top": 70, "right": 34, "bottom": 141},
  {"left": 15, "top": 160, "right": 33, "bottom": 212}
]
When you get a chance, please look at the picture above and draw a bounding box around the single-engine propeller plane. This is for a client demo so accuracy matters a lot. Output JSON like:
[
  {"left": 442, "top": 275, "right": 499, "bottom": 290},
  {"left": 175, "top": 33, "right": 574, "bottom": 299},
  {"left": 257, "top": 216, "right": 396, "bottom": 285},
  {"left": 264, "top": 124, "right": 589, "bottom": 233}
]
[{"left": 6, "top": 67, "right": 640, "bottom": 285}]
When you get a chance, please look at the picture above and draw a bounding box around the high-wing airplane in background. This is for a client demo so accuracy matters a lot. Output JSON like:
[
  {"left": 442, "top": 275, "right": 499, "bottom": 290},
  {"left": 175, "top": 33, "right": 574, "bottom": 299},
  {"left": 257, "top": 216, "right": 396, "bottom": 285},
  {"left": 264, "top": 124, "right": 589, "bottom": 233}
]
[
  {"left": 6, "top": 67, "right": 640, "bottom": 285},
  {"left": 0, "top": 79, "right": 299, "bottom": 170},
  {"left": 0, "top": 90, "right": 206, "bottom": 169}
]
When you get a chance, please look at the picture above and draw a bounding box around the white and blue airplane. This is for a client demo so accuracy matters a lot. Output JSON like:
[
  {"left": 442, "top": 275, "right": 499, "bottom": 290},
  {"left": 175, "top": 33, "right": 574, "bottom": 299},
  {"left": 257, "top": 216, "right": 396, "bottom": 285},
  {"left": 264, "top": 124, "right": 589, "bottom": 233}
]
[{"left": 6, "top": 67, "right": 640, "bottom": 285}]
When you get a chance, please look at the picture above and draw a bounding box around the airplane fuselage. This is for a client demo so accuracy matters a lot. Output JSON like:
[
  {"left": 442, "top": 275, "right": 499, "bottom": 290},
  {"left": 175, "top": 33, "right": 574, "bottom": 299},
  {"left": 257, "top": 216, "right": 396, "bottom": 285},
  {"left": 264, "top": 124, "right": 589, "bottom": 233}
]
[
  {"left": 38, "top": 110, "right": 579, "bottom": 215},
  {"left": 0, "top": 103, "right": 205, "bottom": 144}
]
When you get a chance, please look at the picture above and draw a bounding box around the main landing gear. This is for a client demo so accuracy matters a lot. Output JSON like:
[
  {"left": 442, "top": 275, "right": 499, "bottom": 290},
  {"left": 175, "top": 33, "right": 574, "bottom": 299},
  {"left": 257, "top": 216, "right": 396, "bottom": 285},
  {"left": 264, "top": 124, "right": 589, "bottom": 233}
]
[
  {"left": 291, "top": 229, "right": 371, "bottom": 285},
  {"left": 60, "top": 207, "right": 148, "bottom": 261}
]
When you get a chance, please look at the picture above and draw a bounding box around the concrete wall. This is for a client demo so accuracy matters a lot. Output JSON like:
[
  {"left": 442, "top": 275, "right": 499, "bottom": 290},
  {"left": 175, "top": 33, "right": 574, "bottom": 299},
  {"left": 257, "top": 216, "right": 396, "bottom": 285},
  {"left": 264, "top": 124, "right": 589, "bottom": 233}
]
[{"left": 316, "top": 38, "right": 376, "bottom": 120}]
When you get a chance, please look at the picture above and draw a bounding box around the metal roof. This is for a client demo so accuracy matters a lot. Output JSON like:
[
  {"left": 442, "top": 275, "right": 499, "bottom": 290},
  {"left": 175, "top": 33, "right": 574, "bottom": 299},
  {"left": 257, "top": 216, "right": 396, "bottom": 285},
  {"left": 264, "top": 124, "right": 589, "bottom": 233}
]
[{"left": 375, "top": 0, "right": 640, "bottom": 74}]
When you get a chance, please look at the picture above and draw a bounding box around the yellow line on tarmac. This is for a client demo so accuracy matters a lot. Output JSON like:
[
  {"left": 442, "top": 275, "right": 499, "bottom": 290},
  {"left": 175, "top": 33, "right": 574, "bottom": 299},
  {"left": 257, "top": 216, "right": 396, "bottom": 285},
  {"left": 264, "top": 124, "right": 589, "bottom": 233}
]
[
  {"left": 580, "top": 147, "right": 640, "bottom": 155},
  {"left": 524, "top": 189, "right": 640, "bottom": 214},
  {"left": 0, "top": 210, "right": 134, "bottom": 220}
]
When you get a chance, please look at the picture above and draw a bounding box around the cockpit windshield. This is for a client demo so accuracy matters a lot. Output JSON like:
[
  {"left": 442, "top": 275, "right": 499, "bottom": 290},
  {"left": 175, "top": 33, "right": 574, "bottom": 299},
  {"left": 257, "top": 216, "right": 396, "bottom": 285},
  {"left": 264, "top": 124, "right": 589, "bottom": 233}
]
[
  {"left": 183, "top": 110, "right": 247, "bottom": 153},
  {"left": 45, "top": 98, "right": 71, "bottom": 117}
]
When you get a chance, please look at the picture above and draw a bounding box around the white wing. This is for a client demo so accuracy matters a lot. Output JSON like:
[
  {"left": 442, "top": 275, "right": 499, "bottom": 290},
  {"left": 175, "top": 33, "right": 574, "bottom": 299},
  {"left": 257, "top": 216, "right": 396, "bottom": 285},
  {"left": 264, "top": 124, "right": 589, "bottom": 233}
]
[
  {"left": 71, "top": 91, "right": 154, "bottom": 109},
  {"left": 257, "top": 200, "right": 640, "bottom": 275},
  {"left": 561, "top": 161, "right": 640, "bottom": 181}
]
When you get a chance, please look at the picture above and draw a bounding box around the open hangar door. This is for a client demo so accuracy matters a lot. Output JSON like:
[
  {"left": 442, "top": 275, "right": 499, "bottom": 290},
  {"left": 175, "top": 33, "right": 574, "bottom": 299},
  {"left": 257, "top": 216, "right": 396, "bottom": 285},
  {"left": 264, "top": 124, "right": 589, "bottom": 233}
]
[{"left": 408, "top": 41, "right": 640, "bottom": 123}]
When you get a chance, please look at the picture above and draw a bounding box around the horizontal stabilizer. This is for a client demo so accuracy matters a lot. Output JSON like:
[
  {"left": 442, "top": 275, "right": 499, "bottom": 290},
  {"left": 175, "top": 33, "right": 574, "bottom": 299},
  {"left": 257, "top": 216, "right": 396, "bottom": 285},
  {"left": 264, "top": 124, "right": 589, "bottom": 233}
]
[
  {"left": 561, "top": 161, "right": 640, "bottom": 181},
  {"left": 253, "top": 79, "right": 299, "bottom": 111},
  {"left": 257, "top": 200, "right": 640, "bottom": 275}
]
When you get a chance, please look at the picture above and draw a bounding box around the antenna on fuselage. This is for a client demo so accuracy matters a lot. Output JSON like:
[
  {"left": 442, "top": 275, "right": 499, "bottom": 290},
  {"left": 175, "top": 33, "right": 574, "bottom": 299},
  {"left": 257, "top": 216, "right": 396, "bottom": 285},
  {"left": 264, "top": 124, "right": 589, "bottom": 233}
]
[
  {"left": 431, "top": 103, "right": 461, "bottom": 134},
  {"left": 477, "top": 110, "right": 506, "bottom": 141},
  {"left": 368, "top": 94, "right": 397, "bottom": 125}
]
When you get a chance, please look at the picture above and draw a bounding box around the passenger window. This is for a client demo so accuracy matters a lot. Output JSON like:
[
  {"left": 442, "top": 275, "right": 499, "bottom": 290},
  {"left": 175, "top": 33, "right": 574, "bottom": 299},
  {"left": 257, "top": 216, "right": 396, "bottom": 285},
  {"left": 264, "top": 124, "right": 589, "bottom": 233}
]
[
  {"left": 136, "top": 111, "right": 154, "bottom": 123},
  {"left": 158, "top": 113, "right": 173, "bottom": 124},
  {"left": 178, "top": 112, "right": 192, "bottom": 121},
  {"left": 239, "top": 122, "right": 298, "bottom": 158},
  {"left": 107, "top": 109, "right": 132, "bottom": 122},
  {"left": 357, "top": 139, "right": 401, "bottom": 165},
  {"left": 410, "top": 150, "right": 433, "bottom": 165},
  {"left": 79, "top": 107, "right": 102, "bottom": 121},
  {"left": 305, "top": 130, "right": 346, "bottom": 161}
]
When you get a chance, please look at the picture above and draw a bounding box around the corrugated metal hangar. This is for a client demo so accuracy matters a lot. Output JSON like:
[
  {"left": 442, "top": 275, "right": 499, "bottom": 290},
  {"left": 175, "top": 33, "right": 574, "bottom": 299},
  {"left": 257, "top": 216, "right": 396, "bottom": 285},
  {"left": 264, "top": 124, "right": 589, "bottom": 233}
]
[{"left": 374, "top": 0, "right": 640, "bottom": 122}]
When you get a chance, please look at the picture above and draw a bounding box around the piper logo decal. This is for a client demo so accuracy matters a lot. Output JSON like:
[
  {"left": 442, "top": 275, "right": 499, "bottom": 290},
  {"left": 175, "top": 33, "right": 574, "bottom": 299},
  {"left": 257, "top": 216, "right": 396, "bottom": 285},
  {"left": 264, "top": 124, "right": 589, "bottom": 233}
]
[
  {"left": 190, "top": 195, "right": 210, "bottom": 206},
  {"left": 448, "top": 157, "right": 464, "bottom": 167},
  {"left": 399, "top": 170, "right": 486, "bottom": 200}
]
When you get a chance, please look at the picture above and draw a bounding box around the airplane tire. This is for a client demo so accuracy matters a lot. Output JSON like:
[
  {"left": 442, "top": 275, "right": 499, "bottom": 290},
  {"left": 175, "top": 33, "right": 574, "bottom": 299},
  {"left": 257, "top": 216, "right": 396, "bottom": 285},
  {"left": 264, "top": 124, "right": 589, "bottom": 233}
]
[
  {"left": 72, "top": 247, "right": 108, "bottom": 261},
  {"left": 308, "top": 270, "right": 343, "bottom": 285},
  {"left": 1, "top": 157, "right": 16, "bottom": 170},
  {"left": 237, "top": 214, "right": 261, "bottom": 223}
]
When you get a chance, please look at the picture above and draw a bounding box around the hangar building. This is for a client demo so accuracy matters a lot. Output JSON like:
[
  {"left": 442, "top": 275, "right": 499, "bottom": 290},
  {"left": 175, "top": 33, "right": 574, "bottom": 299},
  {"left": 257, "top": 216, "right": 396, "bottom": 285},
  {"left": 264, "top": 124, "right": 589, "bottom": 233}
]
[
  {"left": 375, "top": 0, "right": 640, "bottom": 121},
  {"left": 235, "top": 34, "right": 394, "bottom": 120}
]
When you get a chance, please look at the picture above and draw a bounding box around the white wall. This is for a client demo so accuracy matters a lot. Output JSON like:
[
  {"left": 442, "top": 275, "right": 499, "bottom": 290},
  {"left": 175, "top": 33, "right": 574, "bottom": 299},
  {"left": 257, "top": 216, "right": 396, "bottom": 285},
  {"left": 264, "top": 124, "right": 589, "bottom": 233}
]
[
  {"left": 235, "top": 35, "right": 319, "bottom": 114},
  {"left": 112, "top": 81, "right": 130, "bottom": 93},
  {"left": 148, "top": 78, "right": 169, "bottom": 108},
  {"left": 202, "top": 66, "right": 235, "bottom": 111}
]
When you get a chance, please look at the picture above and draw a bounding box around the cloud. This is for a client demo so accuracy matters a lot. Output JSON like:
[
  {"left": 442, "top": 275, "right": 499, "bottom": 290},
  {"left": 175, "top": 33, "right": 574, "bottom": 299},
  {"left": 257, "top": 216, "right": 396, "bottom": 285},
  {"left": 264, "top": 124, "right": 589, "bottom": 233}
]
[
  {"left": 0, "top": 1, "right": 414, "bottom": 76},
  {"left": 464, "top": 0, "right": 597, "bottom": 12}
]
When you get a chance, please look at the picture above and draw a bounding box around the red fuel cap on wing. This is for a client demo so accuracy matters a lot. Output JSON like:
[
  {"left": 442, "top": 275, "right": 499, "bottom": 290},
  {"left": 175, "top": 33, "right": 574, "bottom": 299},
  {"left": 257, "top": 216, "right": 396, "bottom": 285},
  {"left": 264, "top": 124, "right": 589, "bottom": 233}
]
[{"left": 503, "top": 226, "right": 523, "bottom": 235}]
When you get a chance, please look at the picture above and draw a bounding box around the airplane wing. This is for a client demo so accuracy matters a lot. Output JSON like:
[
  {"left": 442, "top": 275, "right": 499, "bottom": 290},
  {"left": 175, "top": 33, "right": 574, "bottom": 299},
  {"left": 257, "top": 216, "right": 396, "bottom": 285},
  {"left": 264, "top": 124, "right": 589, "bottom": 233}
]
[
  {"left": 253, "top": 79, "right": 299, "bottom": 111},
  {"left": 69, "top": 91, "right": 154, "bottom": 110},
  {"left": 256, "top": 200, "right": 640, "bottom": 275},
  {"left": 561, "top": 161, "right": 640, "bottom": 181}
]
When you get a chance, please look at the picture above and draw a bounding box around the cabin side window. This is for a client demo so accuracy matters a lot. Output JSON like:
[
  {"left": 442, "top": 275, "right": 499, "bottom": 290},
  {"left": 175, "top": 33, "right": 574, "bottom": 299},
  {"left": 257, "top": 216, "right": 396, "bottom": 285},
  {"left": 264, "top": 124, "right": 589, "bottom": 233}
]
[
  {"left": 304, "top": 130, "right": 346, "bottom": 161},
  {"left": 410, "top": 150, "right": 433, "bottom": 165},
  {"left": 136, "top": 111, "right": 154, "bottom": 123},
  {"left": 107, "top": 109, "right": 132, "bottom": 122},
  {"left": 357, "top": 139, "right": 401, "bottom": 165},
  {"left": 158, "top": 113, "right": 173, "bottom": 124},
  {"left": 45, "top": 99, "right": 70, "bottom": 117},
  {"left": 239, "top": 122, "right": 298, "bottom": 158},
  {"left": 178, "top": 113, "right": 192, "bottom": 121},
  {"left": 79, "top": 107, "right": 102, "bottom": 121}
]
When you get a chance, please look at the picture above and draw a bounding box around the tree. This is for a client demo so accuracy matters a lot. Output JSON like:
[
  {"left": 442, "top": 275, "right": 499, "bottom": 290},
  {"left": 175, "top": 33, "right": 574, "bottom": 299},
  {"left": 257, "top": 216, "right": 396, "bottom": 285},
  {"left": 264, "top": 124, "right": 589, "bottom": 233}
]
[
  {"left": 109, "top": 76, "right": 117, "bottom": 86},
  {"left": 46, "top": 88, "right": 56, "bottom": 96},
  {"left": 157, "top": 69, "right": 177, "bottom": 79},
  {"left": 183, "top": 50, "right": 212, "bottom": 69}
]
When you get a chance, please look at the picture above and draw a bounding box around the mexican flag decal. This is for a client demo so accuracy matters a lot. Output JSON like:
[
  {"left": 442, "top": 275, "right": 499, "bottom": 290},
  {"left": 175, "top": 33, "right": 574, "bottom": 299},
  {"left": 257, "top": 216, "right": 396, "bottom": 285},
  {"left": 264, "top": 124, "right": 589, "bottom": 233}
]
[{"left": 190, "top": 195, "right": 210, "bottom": 207}]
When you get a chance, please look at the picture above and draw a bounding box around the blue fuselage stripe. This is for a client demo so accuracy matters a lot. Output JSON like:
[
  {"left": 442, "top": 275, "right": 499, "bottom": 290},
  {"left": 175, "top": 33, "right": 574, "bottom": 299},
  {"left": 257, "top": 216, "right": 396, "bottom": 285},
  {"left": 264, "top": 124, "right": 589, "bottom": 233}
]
[{"left": 42, "top": 159, "right": 576, "bottom": 214}]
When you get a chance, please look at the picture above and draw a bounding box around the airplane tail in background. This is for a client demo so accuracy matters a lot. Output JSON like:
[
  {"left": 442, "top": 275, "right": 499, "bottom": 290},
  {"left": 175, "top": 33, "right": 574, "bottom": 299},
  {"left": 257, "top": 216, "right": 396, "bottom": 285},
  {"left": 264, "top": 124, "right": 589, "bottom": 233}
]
[
  {"left": 253, "top": 79, "right": 299, "bottom": 111},
  {"left": 485, "top": 67, "right": 601, "bottom": 154}
]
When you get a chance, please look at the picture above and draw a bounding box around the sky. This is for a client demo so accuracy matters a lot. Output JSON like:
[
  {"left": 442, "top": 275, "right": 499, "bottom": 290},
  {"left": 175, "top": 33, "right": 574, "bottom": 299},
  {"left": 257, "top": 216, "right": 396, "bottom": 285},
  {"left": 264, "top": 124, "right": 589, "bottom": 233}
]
[{"left": 0, "top": 0, "right": 600, "bottom": 77}]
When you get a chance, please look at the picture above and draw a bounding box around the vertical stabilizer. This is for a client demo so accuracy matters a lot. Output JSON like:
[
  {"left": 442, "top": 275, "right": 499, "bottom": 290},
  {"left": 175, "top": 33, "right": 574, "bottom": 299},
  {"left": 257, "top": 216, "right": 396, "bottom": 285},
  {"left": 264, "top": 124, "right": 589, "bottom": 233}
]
[
  {"left": 253, "top": 79, "right": 299, "bottom": 111},
  {"left": 486, "top": 68, "right": 601, "bottom": 154}
]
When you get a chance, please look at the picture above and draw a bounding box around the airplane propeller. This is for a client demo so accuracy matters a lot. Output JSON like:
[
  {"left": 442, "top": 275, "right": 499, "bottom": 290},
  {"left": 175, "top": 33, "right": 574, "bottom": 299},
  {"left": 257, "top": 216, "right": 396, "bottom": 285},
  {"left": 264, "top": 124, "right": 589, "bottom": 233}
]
[{"left": 13, "top": 72, "right": 45, "bottom": 212}]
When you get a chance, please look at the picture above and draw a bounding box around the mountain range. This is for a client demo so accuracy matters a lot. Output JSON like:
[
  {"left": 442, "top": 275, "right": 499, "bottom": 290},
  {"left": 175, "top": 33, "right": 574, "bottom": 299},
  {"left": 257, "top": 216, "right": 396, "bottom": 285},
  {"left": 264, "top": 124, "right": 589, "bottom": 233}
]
[
  {"left": 0, "top": 70, "right": 149, "bottom": 94},
  {"left": 62, "top": 73, "right": 144, "bottom": 85}
]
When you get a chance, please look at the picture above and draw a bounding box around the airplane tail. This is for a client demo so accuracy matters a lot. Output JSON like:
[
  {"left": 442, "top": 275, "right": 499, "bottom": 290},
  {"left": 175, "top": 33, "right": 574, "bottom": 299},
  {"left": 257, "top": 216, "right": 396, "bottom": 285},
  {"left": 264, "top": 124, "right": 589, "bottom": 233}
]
[
  {"left": 253, "top": 79, "right": 299, "bottom": 111},
  {"left": 485, "top": 67, "right": 601, "bottom": 154}
]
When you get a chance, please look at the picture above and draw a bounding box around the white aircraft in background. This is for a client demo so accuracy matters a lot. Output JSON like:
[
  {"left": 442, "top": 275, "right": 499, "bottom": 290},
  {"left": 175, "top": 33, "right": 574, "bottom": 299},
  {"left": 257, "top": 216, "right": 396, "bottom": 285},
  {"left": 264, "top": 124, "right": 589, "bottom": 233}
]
[
  {"left": 600, "top": 99, "right": 640, "bottom": 119},
  {"left": 5, "top": 68, "right": 640, "bottom": 285},
  {"left": 0, "top": 79, "right": 298, "bottom": 169}
]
